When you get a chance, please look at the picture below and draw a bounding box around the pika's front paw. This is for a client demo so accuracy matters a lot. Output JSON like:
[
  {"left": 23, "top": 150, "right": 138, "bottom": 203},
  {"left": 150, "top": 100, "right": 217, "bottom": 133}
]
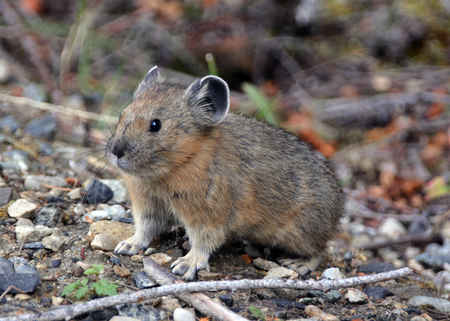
[
  {"left": 114, "top": 235, "right": 149, "bottom": 255},
  {"left": 170, "top": 252, "right": 209, "bottom": 281}
]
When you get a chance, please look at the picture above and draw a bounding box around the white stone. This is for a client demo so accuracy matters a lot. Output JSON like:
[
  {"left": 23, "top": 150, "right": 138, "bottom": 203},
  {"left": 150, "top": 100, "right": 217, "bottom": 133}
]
[
  {"left": 149, "top": 253, "right": 172, "bottom": 265},
  {"left": 90, "top": 234, "right": 118, "bottom": 251},
  {"left": 24, "top": 175, "right": 67, "bottom": 191},
  {"left": 264, "top": 267, "right": 298, "bottom": 280},
  {"left": 378, "top": 218, "right": 407, "bottom": 239},
  {"left": 7, "top": 199, "right": 37, "bottom": 219},
  {"left": 83, "top": 205, "right": 126, "bottom": 222},
  {"left": 52, "top": 296, "right": 64, "bottom": 306},
  {"left": 346, "top": 289, "right": 368, "bottom": 303},
  {"left": 173, "top": 308, "right": 195, "bottom": 321},
  {"left": 15, "top": 225, "right": 54, "bottom": 243},
  {"left": 68, "top": 188, "right": 82, "bottom": 200},
  {"left": 320, "top": 267, "right": 344, "bottom": 280}
]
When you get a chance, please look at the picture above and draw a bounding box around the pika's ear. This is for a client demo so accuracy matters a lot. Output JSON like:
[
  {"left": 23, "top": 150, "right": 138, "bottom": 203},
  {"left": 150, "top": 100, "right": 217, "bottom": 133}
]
[
  {"left": 133, "top": 66, "right": 160, "bottom": 100},
  {"left": 185, "top": 75, "right": 230, "bottom": 126}
]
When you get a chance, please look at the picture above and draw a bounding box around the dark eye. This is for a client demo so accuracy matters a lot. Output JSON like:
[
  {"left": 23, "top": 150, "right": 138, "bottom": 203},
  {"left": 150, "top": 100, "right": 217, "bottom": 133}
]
[{"left": 149, "top": 119, "right": 161, "bottom": 132}]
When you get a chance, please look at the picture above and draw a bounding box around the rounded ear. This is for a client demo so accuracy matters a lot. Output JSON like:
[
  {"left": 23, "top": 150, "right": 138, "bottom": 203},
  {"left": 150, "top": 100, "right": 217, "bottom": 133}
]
[
  {"left": 185, "top": 75, "right": 230, "bottom": 126},
  {"left": 133, "top": 66, "right": 160, "bottom": 100}
]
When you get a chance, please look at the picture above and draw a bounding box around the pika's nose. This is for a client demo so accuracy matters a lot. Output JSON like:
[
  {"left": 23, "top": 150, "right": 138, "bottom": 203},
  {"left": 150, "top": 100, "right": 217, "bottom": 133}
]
[{"left": 111, "top": 143, "right": 125, "bottom": 159}]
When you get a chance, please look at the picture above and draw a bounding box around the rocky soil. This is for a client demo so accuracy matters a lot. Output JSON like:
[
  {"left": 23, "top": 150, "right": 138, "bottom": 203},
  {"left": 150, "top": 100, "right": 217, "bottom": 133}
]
[{"left": 0, "top": 102, "right": 449, "bottom": 321}]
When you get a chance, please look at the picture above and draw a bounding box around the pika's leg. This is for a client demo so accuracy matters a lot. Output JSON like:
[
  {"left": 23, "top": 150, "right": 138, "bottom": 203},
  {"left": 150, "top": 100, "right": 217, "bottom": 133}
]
[
  {"left": 277, "top": 254, "right": 321, "bottom": 276},
  {"left": 115, "top": 212, "right": 173, "bottom": 255},
  {"left": 171, "top": 227, "right": 225, "bottom": 281}
]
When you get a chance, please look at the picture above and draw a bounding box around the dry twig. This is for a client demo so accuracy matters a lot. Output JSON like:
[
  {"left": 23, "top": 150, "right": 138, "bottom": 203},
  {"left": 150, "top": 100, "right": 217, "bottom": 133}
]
[
  {"left": 143, "top": 257, "right": 248, "bottom": 321},
  {"left": 1, "top": 266, "right": 412, "bottom": 321}
]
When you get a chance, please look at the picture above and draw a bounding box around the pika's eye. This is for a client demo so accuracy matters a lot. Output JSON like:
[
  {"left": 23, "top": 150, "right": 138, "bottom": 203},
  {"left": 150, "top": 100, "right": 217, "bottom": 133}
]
[{"left": 149, "top": 119, "right": 162, "bottom": 132}]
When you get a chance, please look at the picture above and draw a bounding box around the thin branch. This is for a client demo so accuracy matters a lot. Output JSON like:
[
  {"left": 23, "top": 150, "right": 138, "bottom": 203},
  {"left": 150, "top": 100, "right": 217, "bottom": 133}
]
[
  {"left": 1, "top": 266, "right": 412, "bottom": 321},
  {"left": 357, "top": 233, "right": 442, "bottom": 251},
  {"left": 0, "top": 94, "right": 117, "bottom": 124},
  {"left": 143, "top": 257, "right": 249, "bottom": 321}
]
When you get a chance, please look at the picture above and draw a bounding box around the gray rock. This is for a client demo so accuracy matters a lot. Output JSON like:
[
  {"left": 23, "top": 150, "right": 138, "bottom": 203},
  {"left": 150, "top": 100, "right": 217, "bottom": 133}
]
[
  {"left": 416, "top": 253, "right": 450, "bottom": 271},
  {"left": 0, "top": 257, "right": 14, "bottom": 275},
  {"left": 197, "top": 270, "right": 221, "bottom": 281},
  {"left": 273, "top": 288, "right": 299, "bottom": 301},
  {"left": 22, "top": 83, "right": 46, "bottom": 102},
  {"left": 35, "top": 207, "right": 61, "bottom": 227},
  {"left": 133, "top": 271, "right": 157, "bottom": 289},
  {"left": 218, "top": 293, "right": 233, "bottom": 307},
  {"left": 24, "top": 175, "right": 67, "bottom": 191},
  {"left": 264, "top": 266, "right": 298, "bottom": 279},
  {"left": 14, "top": 263, "right": 37, "bottom": 275},
  {"left": 253, "top": 258, "right": 279, "bottom": 271},
  {"left": 83, "top": 205, "right": 126, "bottom": 222},
  {"left": 24, "top": 116, "right": 57, "bottom": 140},
  {"left": 173, "top": 308, "right": 195, "bottom": 321},
  {"left": 272, "top": 298, "right": 306, "bottom": 309},
  {"left": 0, "top": 273, "right": 40, "bottom": 293},
  {"left": 100, "top": 179, "right": 129, "bottom": 203},
  {"left": 117, "top": 304, "right": 166, "bottom": 321},
  {"left": 363, "top": 287, "right": 394, "bottom": 300},
  {"left": 85, "top": 179, "right": 113, "bottom": 204},
  {"left": 408, "top": 296, "right": 450, "bottom": 313},
  {"left": 358, "top": 262, "right": 396, "bottom": 273},
  {"left": 0, "top": 116, "right": 19, "bottom": 133},
  {"left": 325, "top": 290, "right": 341, "bottom": 303},
  {"left": 0, "top": 161, "right": 22, "bottom": 175},
  {"left": 0, "top": 187, "right": 11, "bottom": 206},
  {"left": 23, "top": 242, "right": 45, "bottom": 250}
]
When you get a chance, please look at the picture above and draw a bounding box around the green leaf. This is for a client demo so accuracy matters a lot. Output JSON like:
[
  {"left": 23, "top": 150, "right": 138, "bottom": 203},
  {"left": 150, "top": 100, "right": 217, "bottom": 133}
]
[
  {"left": 91, "top": 279, "right": 118, "bottom": 297},
  {"left": 61, "top": 282, "right": 78, "bottom": 297},
  {"left": 83, "top": 268, "right": 98, "bottom": 275},
  {"left": 75, "top": 284, "right": 89, "bottom": 299},
  {"left": 92, "top": 264, "right": 104, "bottom": 273}
]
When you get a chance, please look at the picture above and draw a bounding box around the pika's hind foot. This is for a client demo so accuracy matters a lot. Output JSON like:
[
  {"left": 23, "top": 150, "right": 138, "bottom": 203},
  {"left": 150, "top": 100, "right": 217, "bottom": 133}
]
[
  {"left": 114, "top": 234, "right": 150, "bottom": 255},
  {"left": 170, "top": 249, "right": 209, "bottom": 281},
  {"left": 277, "top": 255, "right": 321, "bottom": 276}
]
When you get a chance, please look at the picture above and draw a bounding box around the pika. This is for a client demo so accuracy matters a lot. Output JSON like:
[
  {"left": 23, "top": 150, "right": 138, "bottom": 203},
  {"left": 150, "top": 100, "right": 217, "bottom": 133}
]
[{"left": 107, "top": 66, "right": 344, "bottom": 280}]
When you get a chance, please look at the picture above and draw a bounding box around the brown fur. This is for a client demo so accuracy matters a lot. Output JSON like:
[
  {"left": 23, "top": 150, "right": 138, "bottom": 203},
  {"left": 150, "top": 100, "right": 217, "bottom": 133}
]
[{"left": 107, "top": 67, "right": 345, "bottom": 280}]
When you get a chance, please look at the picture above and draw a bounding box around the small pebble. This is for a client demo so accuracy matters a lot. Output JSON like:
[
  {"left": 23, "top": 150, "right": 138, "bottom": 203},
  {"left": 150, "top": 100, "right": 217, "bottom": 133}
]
[
  {"left": 159, "top": 296, "right": 181, "bottom": 311},
  {"left": 133, "top": 271, "right": 157, "bottom": 289},
  {"left": 83, "top": 205, "right": 126, "bottom": 222},
  {"left": 149, "top": 253, "right": 172, "bottom": 265},
  {"left": 197, "top": 270, "right": 221, "bottom": 281},
  {"left": 15, "top": 225, "right": 54, "bottom": 243},
  {"left": 23, "top": 242, "right": 45, "bottom": 250},
  {"left": 52, "top": 296, "right": 64, "bottom": 306},
  {"left": 15, "top": 294, "right": 32, "bottom": 300},
  {"left": 41, "top": 234, "right": 66, "bottom": 251},
  {"left": 114, "top": 265, "right": 130, "bottom": 278},
  {"left": 272, "top": 298, "right": 306, "bottom": 309},
  {"left": 91, "top": 234, "right": 118, "bottom": 251},
  {"left": 363, "top": 286, "right": 394, "bottom": 300},
  {"left": 320, "top": 267, "right": 344, "bottom": 279},
  {"left": 173, "top": 308, "right": 195, "bottom": 321},
  {"left": 0, "top": 187, "right": 11, "bottom": 206},
  {"left": 131, "top": 255, "right": 144, "bottom": 262},
  {"left": 408, "top": 296, "right": 450, "bottom": 313},
  {"left": 7, "top": 199, "right": 38, "bottom": 219},
  {"left": 24, "top": 175, "right": 67, "bottom": 192},
  {"left": 346, "top": 289, "right": 368, "bottom": 303},
  {"left": 24, "top": 116, "right": 57, "bottom": 139},
  {"left": 359, "top": 262, "right": 396, "bottom": 273},
  {"left": 0, "top": 273, "right": 41, "bottom": 293},
  {"left": 378, "top": 218, "right": 407, "bottom": 239},
  {"left": 253, "top": 258, "right": 279, "bottom": 271},
  {"left": 218, "top": 293, "right": 233, "bottom": 307},
  {"left": 85, "top": 179, "right": 114, "bottom": 204},
  {"left": 264, "top": 266, "right": 298, "bottom": 280},
  {"left": 305, "top": 305, "right": 339, "bottom": 321},
  {"left": 110, "top": 257, "right": 121, "bottom": 266},
  {"left": 51, "top": 259, "right": 61, "bottom": 268}
]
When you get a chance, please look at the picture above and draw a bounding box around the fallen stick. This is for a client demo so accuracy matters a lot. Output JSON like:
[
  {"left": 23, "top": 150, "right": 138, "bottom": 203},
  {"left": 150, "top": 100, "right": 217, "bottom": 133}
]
[
  {"left": 357, "top": 233, "right": 442, "bottom": 251},
  {"left": 143, "top": 257, "right": 248, "bottom": 321},
  {"left": 0, "top": 266, "right": 412, "bottom": 321}
]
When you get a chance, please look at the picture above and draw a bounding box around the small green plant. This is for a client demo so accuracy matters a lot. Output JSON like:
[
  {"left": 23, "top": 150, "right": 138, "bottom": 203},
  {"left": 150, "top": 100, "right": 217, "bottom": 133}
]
[
  {"left": 61, "top": 264, "right": 118, "bottom": 299},
  {"left": 205, "top": 52, "right": 219, "bottom": 76},
  {"left": 249, "top": 305, "right": 266, "bottom": 321},
  {"left": 241, "top": 83, "right": 279, "bottom": 126}
]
